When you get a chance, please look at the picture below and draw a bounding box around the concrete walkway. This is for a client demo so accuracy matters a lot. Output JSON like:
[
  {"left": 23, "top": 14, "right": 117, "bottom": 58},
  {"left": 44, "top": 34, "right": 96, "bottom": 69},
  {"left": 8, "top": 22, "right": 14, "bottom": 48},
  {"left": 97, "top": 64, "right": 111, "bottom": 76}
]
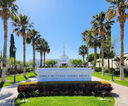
[
  {"left": 0, "top": 77, "right": 128, "bottom": 106},
  {"left": 92, "top": 77, "right": 128, "bottom": 106},
  {"left": 0, "top": 78, "right": 37, "bottom": 106}
]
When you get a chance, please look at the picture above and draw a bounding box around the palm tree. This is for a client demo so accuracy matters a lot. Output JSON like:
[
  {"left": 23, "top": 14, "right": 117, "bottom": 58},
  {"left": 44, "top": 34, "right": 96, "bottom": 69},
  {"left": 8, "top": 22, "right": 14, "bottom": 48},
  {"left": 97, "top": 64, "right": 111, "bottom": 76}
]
[
  {"left": 105, "top": 0, "right": 127, "bottom": 80},
  {"left": 90, "top": 11, "right": 107, "bottom": 76},
  {"left": 36, "top": 38, "right": 46, "bottom": 67},
  {"left": 12, "top": 14, "right": 33, "bottom": 77},
  {"left": 87, "top": 29, "right": 100, "bottom": 71},
  {"left": 0, "top": 0, "right": 18, "bottom": 82},
  {"left": 26, "top": 29, "right": 40, "bottom": 71},
  {"left": 78, "top": 45, "right": 87, "bottom": 66},
  {"left": 82, "top": 30, "right": 90, "bottom": 67},
  {"left": 43, "top": 41, "right": 50, "bottom": 67}
]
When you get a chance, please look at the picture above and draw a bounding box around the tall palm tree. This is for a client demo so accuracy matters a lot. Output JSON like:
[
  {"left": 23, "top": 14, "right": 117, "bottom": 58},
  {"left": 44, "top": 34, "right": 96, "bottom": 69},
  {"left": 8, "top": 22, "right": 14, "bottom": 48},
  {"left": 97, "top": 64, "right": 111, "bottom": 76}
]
[
  {"left": 82, "top": 30, "right": 90, "bottom": 67},
  {"left": 26, "top": 29, "right": 40, "bottom": 71},
  {"left": 90, "top": 12, "right": 107, "bottom": 76},
  {"left": 78, "top": 45, "right": 87, "bottom": 66},
  {"left": 105, "top": 0, "right": 127, "bottom": 80},
  {"left": 12, "top": 14, "right": 33, "bottom": 77},
  {"left": 36, "top": 38, "right": 46, "bottom": 67},
  {"left": 43, "top": 41, "right": 50, "bottom": 67},
  {"left": 87, "top": 29, "right": 100, "bottom": 71},
  {"left": 0, "top": 0, "right": 18, "bottom": 82}
]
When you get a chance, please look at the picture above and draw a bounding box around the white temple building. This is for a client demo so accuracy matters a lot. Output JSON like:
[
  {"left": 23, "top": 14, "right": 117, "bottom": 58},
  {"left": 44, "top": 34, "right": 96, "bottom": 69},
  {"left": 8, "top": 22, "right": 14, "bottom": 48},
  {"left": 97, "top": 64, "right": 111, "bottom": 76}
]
[{"left": 35, "top": 45, "right": 73, "bottom": 67}]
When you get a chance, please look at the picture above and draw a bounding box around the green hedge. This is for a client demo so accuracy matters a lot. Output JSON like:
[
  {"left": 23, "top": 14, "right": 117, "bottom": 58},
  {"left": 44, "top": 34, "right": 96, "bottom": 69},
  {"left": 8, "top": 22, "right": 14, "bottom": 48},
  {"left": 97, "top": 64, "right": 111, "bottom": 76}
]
[{"left": 18, "top": 81, "right": 112, "bottom": 98}]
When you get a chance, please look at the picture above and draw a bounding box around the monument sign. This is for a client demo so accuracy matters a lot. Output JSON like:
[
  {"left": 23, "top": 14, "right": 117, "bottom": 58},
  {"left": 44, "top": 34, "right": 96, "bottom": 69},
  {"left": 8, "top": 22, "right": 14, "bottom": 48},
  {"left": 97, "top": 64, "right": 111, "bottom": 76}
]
[{"left": 36, "top": 68, "right": 93, "bottom": 82}]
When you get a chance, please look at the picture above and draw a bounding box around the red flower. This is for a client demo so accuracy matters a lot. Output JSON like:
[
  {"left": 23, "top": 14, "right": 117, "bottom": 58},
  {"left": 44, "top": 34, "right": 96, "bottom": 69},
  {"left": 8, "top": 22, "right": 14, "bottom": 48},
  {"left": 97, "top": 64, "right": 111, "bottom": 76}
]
[{"left": 20, "top": 89, "right": 22, "bottom": 92}]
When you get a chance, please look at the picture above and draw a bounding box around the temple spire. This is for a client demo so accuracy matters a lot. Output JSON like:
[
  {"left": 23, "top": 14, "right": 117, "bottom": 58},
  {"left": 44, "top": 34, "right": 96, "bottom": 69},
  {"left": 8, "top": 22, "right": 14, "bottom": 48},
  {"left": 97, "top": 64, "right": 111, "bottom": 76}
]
[{"left": 63, "top": 44, "right": 66, "bottom": 56}]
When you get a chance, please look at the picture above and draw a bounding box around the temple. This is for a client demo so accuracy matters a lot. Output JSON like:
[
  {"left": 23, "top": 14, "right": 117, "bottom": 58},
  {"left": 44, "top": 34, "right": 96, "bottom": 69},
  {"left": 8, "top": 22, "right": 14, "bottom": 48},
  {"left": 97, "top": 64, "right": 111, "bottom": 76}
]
[{"left": 35, "top": 44, "right": 73, "bottom": 67}]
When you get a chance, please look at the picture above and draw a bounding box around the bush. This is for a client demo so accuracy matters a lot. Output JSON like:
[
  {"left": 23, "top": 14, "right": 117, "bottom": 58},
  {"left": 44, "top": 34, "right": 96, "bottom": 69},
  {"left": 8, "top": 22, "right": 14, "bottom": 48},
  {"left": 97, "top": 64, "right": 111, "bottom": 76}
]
[
  {"left": 95, "top": 67, "right": 101, "bottom": 72},
  {"left": 26, "top": 67, "right": 33, "bottom": 72},
  {"left": 18, "top": 81, "right": 112, "bottom": 98},
  {"left": 104, "top": 67, "right": 108, "bottom": 73}
]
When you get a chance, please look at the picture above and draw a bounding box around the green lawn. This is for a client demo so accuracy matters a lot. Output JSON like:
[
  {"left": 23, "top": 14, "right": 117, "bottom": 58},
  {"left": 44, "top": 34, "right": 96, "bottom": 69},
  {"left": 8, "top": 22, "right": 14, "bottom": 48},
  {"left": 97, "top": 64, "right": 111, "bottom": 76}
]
[
  {"left": 92, "top": 72, "right": 128, "bottom": 87},
  {"left": 15, "top": 96, "right": 115, "bottom": 106},
  {"left": 0, "top": 71, "right": 36, "bottom": 88}
]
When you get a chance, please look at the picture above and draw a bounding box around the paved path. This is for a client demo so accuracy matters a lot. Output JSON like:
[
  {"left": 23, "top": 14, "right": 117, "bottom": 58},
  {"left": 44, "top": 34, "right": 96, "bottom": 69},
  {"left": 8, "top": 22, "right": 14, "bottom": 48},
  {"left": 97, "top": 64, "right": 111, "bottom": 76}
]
[
  {"left": 92, "top": 77, "right": 128, "bottom": 106},
  {"left": 0, "top": 77, "right": 128, "bottom": 106},
  {"left": 0, "top": 78, "right": 37, "bottom": 106}
]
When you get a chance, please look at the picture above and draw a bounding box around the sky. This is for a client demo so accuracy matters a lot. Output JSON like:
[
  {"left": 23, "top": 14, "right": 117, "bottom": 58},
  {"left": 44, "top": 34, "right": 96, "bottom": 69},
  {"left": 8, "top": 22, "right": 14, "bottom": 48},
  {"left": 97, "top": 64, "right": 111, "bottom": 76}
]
[{"left": 0, "top": 0, "right": 128, "bottom": 61}]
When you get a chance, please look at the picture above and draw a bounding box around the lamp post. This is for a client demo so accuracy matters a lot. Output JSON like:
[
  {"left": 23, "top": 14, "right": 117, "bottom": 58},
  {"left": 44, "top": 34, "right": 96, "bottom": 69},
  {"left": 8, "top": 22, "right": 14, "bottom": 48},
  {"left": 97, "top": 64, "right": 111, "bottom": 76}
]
[
  {"left": 13, "top": 46, "right": 17, "bottom": 83},
  {"left": 110, "top": 47, "right": 114, "bottom": 81}
]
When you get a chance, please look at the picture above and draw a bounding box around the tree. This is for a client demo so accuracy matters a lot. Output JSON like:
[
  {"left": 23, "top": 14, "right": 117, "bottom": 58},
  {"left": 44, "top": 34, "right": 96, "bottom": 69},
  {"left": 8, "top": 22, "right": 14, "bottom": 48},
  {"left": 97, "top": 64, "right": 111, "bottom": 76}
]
[
  {"left": 78, "top": 45, "right": 87, "bottom": 66},
  {"left": 86, "top": 29, "right": 100, "bottom": 71},
  {"left": 0, "top": 0, "right": 18, "bottom": 82},
  {"left": 46, "top": 60, "right": 57, "bottom": 67},
  {"left": 10, "top": 34, "right": 15, "bottom": 58},
  {"left": 36, "top": 38, "right": 47, "bottom": 67},
  {"left": 12, "top": 14, "right": 33, "bottom": 77},
  {"left": 43, "top": 41, "right": 50, "bottom": 67},
  {"left": 105, "top": 0, "right": 128, "bottom": 80},
  {"left": 26, "top": 29, "right": 40, "bottom": 71},
  {"left": 70, "top": 59, "right": 83, "bottom": 67},
  {"left": 104, "top": 20, "right": 114, "bottom": 73},
  {"left": 88, "top": 53, "right": 101, "bottom": 65},
  {"left": 82, "top": 30, "right": 89, "bottom": 67},
  {"left": 90, "top": 11, "right": 107, "bottom": 76}
]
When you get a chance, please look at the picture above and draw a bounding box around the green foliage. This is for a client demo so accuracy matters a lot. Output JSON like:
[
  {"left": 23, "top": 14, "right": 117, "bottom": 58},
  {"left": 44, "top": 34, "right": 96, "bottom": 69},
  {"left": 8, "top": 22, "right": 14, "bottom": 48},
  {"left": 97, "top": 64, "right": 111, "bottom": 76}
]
[
  {"left": 18, "top": 81, "right": 112, "bottom": 97},
  {"left": 10, "top": 34, "right": 15, "bottom": 58},
  {"left": 70, "top": 59, "right": 83, "bottom": 66},
  {"left": 0, "top": 51, "right": 3, "bottom": 62},
  {"left": 88, "top": 53, "right": 101, "bottom": 63},
  {"left": 36, "top": 38, "right": 50, "bottom": 53},
  {"left": 95, "top": 67, "right": 101, "bottom": 72},
  {"left": 78, "top": 45, "right": 87, "bottom": 56},
  {"left": 45, "top": 60, "right": 57, "bottom": 67},
  {"left": 92, "top": 72, "right": 128, "bottom": 87}
]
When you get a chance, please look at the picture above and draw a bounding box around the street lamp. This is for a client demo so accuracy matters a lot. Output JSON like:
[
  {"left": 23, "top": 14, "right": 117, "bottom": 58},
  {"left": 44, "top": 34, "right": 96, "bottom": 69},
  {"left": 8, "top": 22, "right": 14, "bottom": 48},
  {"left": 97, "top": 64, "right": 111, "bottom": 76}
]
[
  {"left": 110, "top": 46, "right": 114, "bottom": 81},
  {"left": 13, "top": 46, "right": 17, "bottom": 83}
]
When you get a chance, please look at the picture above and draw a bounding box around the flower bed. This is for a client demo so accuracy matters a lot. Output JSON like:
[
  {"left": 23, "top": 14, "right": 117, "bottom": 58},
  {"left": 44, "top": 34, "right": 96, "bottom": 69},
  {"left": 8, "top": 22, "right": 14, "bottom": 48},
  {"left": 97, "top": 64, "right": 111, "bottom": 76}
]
[{"left": 18, "top": 81, "right": 112, "bottom": 98}]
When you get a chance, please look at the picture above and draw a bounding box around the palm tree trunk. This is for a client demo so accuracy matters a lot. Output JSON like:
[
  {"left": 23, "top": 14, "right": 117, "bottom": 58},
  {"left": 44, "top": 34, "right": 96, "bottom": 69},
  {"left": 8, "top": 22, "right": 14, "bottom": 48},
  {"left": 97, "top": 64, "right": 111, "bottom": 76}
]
[
  {"left": 33, "top": 43, "right": 35, "bottom": 72},
  {"left": 40, "top": 51, "right": 42, "bottom": 67},
  {"left": 94, "top": 46, "right": 97, "bottom": 72},
  {"left": 108, "top": 59, "right": 110, "bottom": 73},
  {"left": 23, "top": 37, "right": 26, "bottom": 77},
  {"left": 100, "top": 27, "right": 104, "bottom": 76},
  {"left": 1, "top": 19, "right": 8, "bottom": 82},
  {"left": 120, "top": 23, "right": 124, "bottom": 80},
  {"left": 44, "top": 52, "right": 46, "bottom": 67},
  {"left": 87, "top": 47, "right": 89, "bottom": 67}
]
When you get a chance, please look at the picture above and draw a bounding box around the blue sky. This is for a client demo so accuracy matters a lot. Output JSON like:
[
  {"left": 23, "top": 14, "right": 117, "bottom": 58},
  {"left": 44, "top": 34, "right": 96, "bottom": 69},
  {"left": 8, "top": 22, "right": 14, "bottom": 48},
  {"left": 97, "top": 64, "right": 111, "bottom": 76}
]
[{"left": 0, "top": 0, "right": 128, "bottom": 61}]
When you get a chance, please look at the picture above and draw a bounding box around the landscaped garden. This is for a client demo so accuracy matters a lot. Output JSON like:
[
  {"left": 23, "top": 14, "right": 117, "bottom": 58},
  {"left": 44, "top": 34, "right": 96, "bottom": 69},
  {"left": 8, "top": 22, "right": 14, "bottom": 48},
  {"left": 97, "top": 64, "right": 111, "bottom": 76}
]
[
  {"left": 0, "top": 71, "right": 36, "bottom": 88},
  {"left": 92, "top": 72, "right": 128, "bottom": 87}
]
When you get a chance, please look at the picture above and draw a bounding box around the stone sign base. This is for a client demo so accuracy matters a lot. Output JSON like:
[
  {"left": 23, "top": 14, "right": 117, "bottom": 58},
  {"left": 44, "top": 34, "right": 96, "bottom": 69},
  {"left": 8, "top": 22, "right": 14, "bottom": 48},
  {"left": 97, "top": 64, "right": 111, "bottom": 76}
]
[{"left": 35, "top": 68, "right": 93, "bottom": 82}]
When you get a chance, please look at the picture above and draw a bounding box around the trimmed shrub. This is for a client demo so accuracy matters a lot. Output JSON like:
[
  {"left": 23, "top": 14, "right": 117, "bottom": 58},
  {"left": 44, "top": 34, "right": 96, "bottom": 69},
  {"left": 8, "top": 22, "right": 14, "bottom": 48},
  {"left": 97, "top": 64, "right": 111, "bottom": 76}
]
[
  {"left": 18, "top": 81, "right": 112, "bottom": 98},
  {"left": 95, "top": 67, "right": 101, "bottom": 72}
]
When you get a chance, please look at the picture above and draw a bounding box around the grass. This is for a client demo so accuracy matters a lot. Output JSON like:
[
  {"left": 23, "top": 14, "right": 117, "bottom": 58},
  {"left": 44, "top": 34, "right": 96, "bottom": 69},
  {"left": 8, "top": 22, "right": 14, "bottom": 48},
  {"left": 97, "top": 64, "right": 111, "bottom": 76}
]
[
  {"left": 15, "top": 96, "right": 115, "bottom": 106},
  {"left": 92, "top": 72, "right": 128, "bottom": 87},
  {"left": 0, "top": 71, "right": 36, "bottom": 88}
]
